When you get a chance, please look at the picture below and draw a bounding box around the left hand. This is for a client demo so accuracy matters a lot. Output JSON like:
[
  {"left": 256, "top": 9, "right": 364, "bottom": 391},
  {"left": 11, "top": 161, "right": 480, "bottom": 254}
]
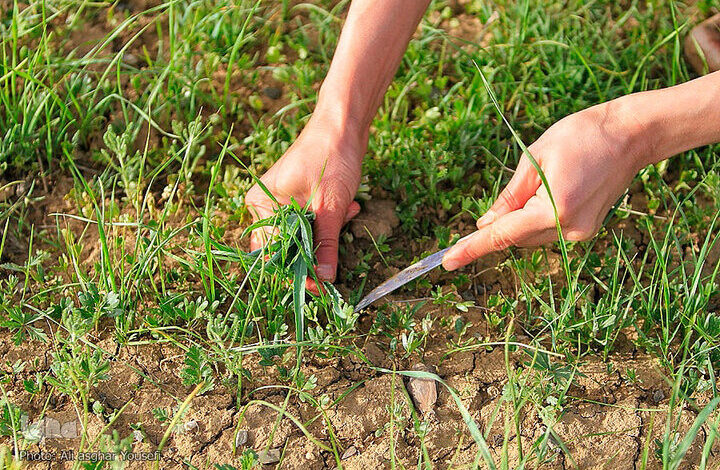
[{"left": 442, "top": 101, "right": 648, "bottom": 271}]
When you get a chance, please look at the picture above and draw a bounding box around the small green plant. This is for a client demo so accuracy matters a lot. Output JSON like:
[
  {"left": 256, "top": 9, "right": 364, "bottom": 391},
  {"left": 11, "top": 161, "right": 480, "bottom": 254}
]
[
  {"left": 0, "top": 306, "right": 47, "bottom": 345},
  {"left": 181, "top": 345, "right": 215, "bottom": 393}
]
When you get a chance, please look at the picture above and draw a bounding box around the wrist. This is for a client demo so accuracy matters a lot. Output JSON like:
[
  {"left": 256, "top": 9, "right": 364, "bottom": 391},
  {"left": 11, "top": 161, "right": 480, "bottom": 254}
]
[
  {"left": 610, "top": 74, "right": 720, "bottom": 168},
  {"left": 604, "top": 95, "right": 661, "bottom": 171},
  {"left": 313, "top": 87, "right": 371, "bottom": 143},
  {"left": 301, "top": 102, "right": 369, "bottom": 165}
]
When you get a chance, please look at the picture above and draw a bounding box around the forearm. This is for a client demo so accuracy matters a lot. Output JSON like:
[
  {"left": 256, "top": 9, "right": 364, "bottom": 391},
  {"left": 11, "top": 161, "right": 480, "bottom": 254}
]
[
  {"left": 314, "top": 0, "right": 431, "bottom": 137},
  {"left": 617, "top": 71, "right": 720, "bottom": 167}
]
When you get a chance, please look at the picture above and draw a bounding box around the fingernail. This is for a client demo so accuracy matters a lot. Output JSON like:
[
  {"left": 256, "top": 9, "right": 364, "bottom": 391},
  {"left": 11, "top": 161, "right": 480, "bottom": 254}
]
[
  {"left": 477, "top": 210, "right": 497, "bottom": 228},
  {"left": 316, "top": 264, "right": 335, "bottom": 281},
  {"left": 442, "top": 257, "right": 460, "bottom": 271}
]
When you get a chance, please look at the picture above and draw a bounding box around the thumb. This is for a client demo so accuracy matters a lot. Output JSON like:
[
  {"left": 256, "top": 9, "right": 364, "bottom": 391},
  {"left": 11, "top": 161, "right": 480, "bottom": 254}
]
[{"left": 444, "top": 205, "right": 554, "bottom": 271}]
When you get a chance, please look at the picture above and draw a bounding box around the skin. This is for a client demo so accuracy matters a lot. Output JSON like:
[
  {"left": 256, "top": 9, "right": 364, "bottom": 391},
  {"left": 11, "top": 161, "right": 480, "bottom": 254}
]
[{"left": 247, "top": 1, "right": 720, "bottom": 287}]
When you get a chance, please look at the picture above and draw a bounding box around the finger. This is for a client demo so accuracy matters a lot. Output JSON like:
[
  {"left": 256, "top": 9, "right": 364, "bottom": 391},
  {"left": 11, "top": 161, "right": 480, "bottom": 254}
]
[
  {"left": 307, "top": 202, "right": 358, "bottom": 288},
  {"left": 477, "top": 157, "right": 541, "bottom": 229},
  {"left": 312, "top": 208, "right": 346, "bottom": 282},
  {"left": 344, "top": 201, "right": 361, "bottom": 225},
  {"left": 247, "top": 192, "right": 277, "bottom": 250},
  {"left": 250, "top": 226, "right": 278, "bottom": 251},
  {"left": 305, "top": 277, "right": 321, "bottom": 295},
  {"left": 249, "top": 212, "right": 277, "bottom": 251},
  {"left": 444, "top": 207, "right": 553, "bottom": 271}
]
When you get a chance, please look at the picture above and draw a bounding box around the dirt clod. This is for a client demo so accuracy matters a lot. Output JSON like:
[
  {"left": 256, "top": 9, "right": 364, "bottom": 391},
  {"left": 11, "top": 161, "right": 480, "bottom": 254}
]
[
  {"left": 351, "top": 200, "right": 399, "bottom": 240},
  {"left": 407, "top": 363, "right": 438, "bottom": 418}
]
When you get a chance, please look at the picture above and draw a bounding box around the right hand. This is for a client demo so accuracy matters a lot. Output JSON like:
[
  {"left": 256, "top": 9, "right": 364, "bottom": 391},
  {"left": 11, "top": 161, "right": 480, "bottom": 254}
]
[
  {"left": 246, "top": 115, "right": 366, "bottom": 286},
  {"left": 442, "top": 101, "right": 647, "bottom": 271}
]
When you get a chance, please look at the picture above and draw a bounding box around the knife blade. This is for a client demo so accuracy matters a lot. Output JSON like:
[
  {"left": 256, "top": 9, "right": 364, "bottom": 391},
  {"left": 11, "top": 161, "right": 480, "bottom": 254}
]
[{"left": 354, "top": 233, "right": 472, "bottom": 312}]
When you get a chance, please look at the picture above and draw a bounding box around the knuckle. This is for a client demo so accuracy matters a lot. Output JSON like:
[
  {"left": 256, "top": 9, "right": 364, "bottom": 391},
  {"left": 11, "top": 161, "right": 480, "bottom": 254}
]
[
  {"left": 245, "top": 185, "right": 268, "bottom": 209},
  {"left": 499, "top": 187, "right": 519, "bottom": 209},
  {"left": 315, "top": 183, "right": 353, "bottom": 214},
  {"left": 489, "top": 224, "right": 514, "bottom": 252},
  {"left": 554, "top": 200, "right": 570, "bottom": 223},
  {"left": 565, "top": 225, "right": 596, "bottom": 242},
  {"left": 456, "top": 243, "right": 478, "bottom": 265},
  {"left": 555, "top": 197, "right": 577, "bottom": 227},
  {"left": 315, "top": 236, "right": 339, "bottom": 251}
]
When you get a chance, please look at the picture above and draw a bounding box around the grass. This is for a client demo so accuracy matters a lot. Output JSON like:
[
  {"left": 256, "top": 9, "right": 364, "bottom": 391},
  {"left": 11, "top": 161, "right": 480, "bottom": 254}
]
[{"left": 0, "top": 0, "right": 719, "bottom": 468}]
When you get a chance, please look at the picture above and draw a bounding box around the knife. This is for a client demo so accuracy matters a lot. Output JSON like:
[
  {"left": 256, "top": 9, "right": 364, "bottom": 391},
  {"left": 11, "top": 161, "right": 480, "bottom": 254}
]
[{"left": 354, "top": 233, "right": 473, "bottom": 312}]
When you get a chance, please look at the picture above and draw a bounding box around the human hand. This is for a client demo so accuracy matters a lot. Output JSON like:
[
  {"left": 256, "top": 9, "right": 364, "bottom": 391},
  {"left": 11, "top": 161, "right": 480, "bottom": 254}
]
[
  {"left": 246, "top": 115, "right": 366, "bottom": 286},
  {"left": 442, "top": 102, "right": 648, "bottom": 271}
]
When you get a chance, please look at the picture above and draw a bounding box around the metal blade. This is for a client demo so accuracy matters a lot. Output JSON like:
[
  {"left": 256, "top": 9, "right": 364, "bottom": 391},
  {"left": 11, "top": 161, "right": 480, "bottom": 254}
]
[
  {"left": 354, "top": 234, "right": 474, "bottom": 312},
  {"left": 354, "top": 247, "right": 450, "bottom": 312}
]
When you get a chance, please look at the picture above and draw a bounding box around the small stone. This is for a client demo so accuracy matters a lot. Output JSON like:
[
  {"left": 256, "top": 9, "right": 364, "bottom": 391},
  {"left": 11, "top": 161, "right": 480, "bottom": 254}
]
[
  {"left": 407, "top": 363, "right": 438, "bottom": 417},
  {"left": 262, "top": 87, "right": 282, "bottom": 100},
  {"left": 341, "top": 446, "right": 357, "bottom": 460},
  {"left": 124, "top": 53, "right": 139, "bottom": 66},
  {"left": 235, "top": 429, "right": 248, "bottom": 447},
  {"left": 548, "top": 432, "right": 561, "bottom": 453},
  {"left": 258, "top": 448, "right": 281, "bottom": 464},
  {"left": 0, "top": 184, "right": 13, "bottom": 202},
  {"left": 183, "top": 420, "right": 198, "bottom": 432}
]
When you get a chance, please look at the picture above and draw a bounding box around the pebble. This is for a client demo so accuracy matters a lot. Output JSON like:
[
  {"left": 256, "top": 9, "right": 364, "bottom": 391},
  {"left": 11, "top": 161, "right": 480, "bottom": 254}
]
[
  {"left": 258, "top": 448, "right": 281, "bottom": 464},
  {"left": 341, "top": 446, "right": 357, "bottom": 460},
  {"left": 124, "top": 53, "right": 139, "bottom": 66},
  {"left": 235, "top": 429, "right": 248, "bottom": 447},
  {"left": 0, "top": 184, "right": 13, "bottom": 202},
  {"left": 183, "top": 420, "right": 198, "bottom": 432},
  {"left": 407, "top": 363, "right": 438, "bottom": 417},
  {"left": 652, "top": 388, "right": 665, "bottom": 404}
]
